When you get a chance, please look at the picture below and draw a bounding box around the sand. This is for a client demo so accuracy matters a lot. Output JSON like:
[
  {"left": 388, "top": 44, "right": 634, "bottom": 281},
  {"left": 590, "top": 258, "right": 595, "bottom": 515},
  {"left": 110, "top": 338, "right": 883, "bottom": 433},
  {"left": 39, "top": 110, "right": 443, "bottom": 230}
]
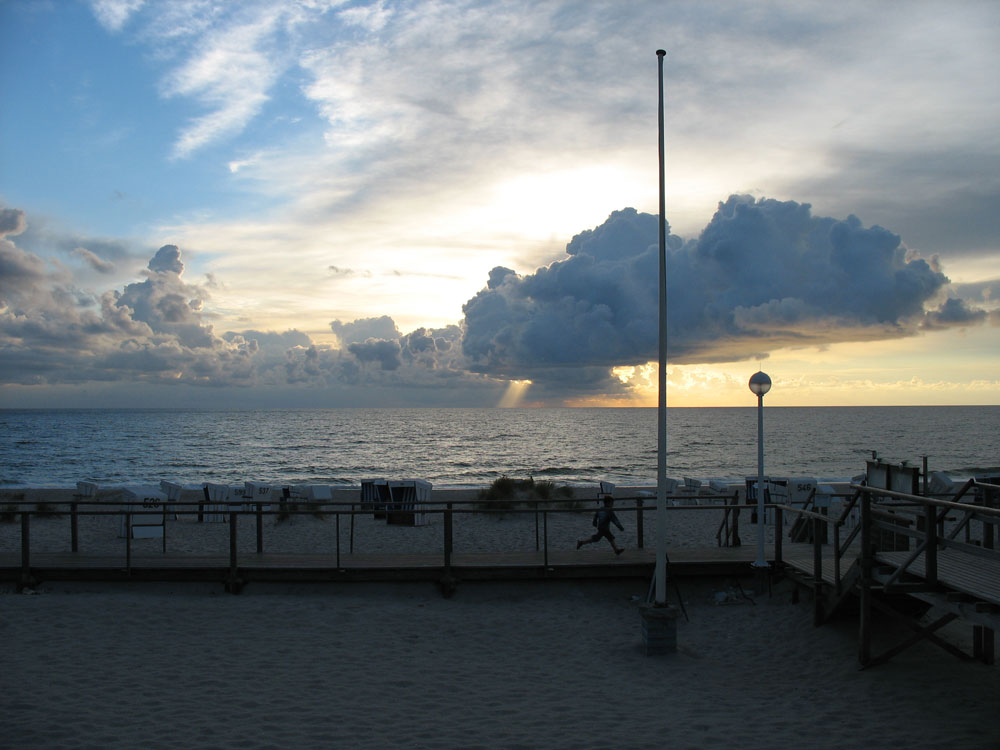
[{"left": 2, "top": 487, "right": 998, "bottom": 749}]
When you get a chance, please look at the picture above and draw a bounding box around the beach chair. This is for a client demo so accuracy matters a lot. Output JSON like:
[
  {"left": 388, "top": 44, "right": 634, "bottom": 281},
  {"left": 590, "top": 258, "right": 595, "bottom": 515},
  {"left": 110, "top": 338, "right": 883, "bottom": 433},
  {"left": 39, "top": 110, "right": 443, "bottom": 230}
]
[
  {"left": 118, "top": 485, "right": 166, "bottom": 539},
  {"left": 386, "top": 480, "right": 432, "bottom": 526},
  {"left": 76, "top": 481, "right": 99, "bottom": 499},
  {"left": 360, "top": 479, "right": 386, "bottom": 514},
  {"left": 374, "top": 482, "right": 392, "bottom": 519},
  {"left": 303, "top": 485, "right": 332, "bottom": 515},
  {"left": 159, "top": 480, "right": 187, "bottom": 520},
  {"left": 201, "top": 482, "right": 239, "bottom": 522},
  {"left": 244, "top": 481, "right": 274, "bottom": 511}
]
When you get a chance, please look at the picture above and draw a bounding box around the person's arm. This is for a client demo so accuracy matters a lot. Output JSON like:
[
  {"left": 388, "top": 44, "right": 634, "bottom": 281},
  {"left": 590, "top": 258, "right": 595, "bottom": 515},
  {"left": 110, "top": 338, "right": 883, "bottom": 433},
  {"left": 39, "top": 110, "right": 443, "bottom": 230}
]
[{"left": 613, "top": 511, "right": 624, "bottom": 531}]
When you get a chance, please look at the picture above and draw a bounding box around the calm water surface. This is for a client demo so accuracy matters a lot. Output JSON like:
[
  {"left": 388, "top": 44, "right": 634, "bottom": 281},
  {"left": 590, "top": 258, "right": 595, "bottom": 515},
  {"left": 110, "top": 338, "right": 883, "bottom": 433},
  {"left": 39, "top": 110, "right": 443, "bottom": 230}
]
[{"left": 1, "top": 407, "right": 997, "bottom": 488}]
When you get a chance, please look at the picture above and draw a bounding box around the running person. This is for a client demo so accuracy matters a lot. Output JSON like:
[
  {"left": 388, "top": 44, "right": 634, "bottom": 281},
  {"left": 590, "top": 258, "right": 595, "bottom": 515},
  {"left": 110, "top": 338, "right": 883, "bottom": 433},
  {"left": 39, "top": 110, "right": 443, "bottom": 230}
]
[{"left": 577, "top": 496, "right": 625, "bottom": 555}]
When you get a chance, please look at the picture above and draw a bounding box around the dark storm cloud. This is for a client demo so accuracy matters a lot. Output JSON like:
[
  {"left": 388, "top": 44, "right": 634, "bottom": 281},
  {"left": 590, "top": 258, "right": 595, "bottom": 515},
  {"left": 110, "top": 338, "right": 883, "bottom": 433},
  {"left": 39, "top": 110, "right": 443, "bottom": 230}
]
[
  {"left": 786, "top": 148, "right": 1000, "bottom": 258},
  {"left": 348, "top": 338, "right": 402, "bottom": 370},
  {"left": 461, "top": 196, "right": 974, "bottom": 386},
  {"left": 922, "top": 298, "right": 988, "bottom": 329}
]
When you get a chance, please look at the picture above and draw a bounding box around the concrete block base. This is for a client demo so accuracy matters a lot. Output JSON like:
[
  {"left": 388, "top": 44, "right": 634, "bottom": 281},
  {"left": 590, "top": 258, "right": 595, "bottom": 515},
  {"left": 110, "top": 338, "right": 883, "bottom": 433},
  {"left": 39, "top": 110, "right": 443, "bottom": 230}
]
[{"left": 640, "top": 603, "right": 679, "bottom": 655}]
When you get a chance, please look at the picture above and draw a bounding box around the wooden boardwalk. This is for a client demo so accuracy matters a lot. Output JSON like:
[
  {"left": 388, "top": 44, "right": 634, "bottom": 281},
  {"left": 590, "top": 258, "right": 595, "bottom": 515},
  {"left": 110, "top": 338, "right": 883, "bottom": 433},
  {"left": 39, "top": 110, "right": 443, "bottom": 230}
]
[{"left": 1, "top": 544, "right": 772, "bottom": 588}]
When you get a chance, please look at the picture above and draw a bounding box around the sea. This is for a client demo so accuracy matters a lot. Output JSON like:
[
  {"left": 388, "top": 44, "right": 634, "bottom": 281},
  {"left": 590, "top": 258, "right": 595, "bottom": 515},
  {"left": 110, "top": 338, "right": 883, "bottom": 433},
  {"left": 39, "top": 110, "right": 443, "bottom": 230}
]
[{"left": 1, "top": 406, "right": 997, "bottom": 489}]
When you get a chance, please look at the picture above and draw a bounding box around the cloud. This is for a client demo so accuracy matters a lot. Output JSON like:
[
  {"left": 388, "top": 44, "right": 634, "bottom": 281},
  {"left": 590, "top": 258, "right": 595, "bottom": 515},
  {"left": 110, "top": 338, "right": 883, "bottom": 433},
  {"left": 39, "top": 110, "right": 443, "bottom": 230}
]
[
  {"left": 460, "top": 196, "right": 974, "bottom": 389},
  {"left": 0, "top": 206, "right": 497, "bottom": 400},
  {"left": 89, "top": 0, "right": 145, "bottom": 32},
  {"left": 1, "top": 197, "right": 991, "bottom": 404},
  {"left": 71, "top": 247, "right": 117, "bottom": 274},
  {"left": 922, "top": 298, "right": 988, "bottom": 330},
  {"left": 331, "top": 315, "right": 400, "bottom": 345}
]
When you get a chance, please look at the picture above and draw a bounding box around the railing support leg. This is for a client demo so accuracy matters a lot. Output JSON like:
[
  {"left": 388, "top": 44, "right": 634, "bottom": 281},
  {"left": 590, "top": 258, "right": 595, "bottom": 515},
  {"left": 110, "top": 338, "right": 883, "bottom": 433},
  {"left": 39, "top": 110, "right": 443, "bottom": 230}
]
[
  {"left": 227, "top": 511, "right": 241, "bottom": 593},
  {"left": 71, "top": 501, "right": 79, "bottom": 553},
  {"left": 636, "top": 497, "right": 644, "bottom": 549},
  {"left": 256, "top": 502, "right": 263, "bottom": 554},
  {"left": 859, "top": 492, "right": 872, "bottom": 667},
  {"left": 20, "top": 509, "right": 32, "bottom": 590}
]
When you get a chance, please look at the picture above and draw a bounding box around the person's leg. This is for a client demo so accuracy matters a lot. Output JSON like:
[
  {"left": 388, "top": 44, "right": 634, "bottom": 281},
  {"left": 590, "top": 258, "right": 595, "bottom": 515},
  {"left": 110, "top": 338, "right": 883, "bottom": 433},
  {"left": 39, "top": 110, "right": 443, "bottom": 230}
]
[
  {"left": 602, "top": 529, "right": 623, "bottom": 555},
  {"left": 577, "top": 532, "right": 600, "bottom": 549}
]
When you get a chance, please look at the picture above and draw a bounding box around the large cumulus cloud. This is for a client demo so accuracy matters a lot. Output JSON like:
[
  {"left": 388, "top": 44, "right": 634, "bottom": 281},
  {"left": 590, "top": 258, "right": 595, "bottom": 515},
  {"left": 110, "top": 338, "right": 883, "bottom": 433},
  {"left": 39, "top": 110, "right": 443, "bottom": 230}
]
[
  {"left": 2, "top": 196, "right": 992, "bottom": 404},
  {"left": 461, "top": 195, "right": 983, "bottom": 387}
]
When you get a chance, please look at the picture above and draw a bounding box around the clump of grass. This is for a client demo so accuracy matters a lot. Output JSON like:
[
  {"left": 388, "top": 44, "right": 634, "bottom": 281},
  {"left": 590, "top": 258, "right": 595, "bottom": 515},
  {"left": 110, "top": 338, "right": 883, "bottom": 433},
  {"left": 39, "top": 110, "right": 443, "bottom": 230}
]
[
  {"left": 275, "top": 501, "right": 300, "bottom": 525},
  {"left": 0, "top": 496, "right": 22, "bottom": 523},
  {"left": 475, "top": 476, "right": 575, "bottom": 513},
  {"left": 34, "top": 501, "right": 64, "bottom": 518}
]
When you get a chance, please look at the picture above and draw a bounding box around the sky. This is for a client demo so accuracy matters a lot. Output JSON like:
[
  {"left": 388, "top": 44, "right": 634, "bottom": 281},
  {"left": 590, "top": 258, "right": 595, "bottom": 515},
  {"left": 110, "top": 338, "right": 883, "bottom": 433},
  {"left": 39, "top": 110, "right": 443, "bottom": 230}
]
[{"left": 1, "top": 0, "right": 998, "bottom": 408}]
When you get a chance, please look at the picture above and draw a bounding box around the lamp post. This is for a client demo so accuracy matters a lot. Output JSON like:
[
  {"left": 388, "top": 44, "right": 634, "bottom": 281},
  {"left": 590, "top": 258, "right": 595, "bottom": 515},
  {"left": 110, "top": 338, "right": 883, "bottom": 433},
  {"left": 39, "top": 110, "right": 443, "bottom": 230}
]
[{"left": 748, "top": 371, "right": 771, "bottom": 589}]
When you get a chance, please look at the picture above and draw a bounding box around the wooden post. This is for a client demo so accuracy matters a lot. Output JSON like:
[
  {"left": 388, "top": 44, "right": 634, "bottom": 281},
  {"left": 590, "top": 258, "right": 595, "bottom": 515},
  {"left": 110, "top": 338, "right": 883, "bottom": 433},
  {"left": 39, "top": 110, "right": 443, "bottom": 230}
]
[
  {"left": 859, "top": 492, "right": 872, "bottom": 666},
  {"left": 543, "top": 509, "right": 549, "bottom": 570},
  {"left": 534, "top": 502, "right": 539, "bottom": 551},
  {"left": 228, "top": 510, "right": 238, "bottom": 591},
  {"left": 773, "top": 505, "right": 783, "bottom": 564},
  {"left": 350, "top": 503, "right": 355, "bottom": 554},
  {"left": 981, "top": 490, "right": 995, "bottom": 663},
  {"left": 812, "top": 517, "right": 823, "bottom": 626},
  {"left": 636, "top": 497, "right": 644, "bottom": 549},
  {"left": 924, "top": 501, "right": 937, "bottom": 587},
  {"left": 444, "top": 503, "right": 453, "bottom": 570},
  {"left": 256, "top": 503, "right": 263, "bottom": 554},
  {"left": 732, "top": 497, "right": 741, "bottom": 547},
  {"left": 336, "top": 512, "right": 341, "bottom": 568},
  {"left": 20, "top": 508, "right": 30, "bottom": 589},
  {"left": 125, "top": 512, "right": 132, "bottom": 573},
  {"left": 71, "top": 501, "right": 79, "bottom": 553},
  {"left": 833, "top": 522, "right": 841, "bottom": 595}
]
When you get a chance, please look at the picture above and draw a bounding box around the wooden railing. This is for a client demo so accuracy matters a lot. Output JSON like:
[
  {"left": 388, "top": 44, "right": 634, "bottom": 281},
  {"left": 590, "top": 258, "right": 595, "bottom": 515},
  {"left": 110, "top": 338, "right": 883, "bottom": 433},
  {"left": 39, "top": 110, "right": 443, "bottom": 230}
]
[{"left": 4, "top": 492, "right": 770, "bottom": 590}]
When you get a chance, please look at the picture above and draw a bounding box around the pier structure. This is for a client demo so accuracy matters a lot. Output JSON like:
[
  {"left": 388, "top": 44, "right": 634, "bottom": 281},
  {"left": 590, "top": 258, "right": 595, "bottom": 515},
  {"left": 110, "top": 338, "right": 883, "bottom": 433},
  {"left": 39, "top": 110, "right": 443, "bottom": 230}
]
[{"left": 2, "top": 475, "right": 998, "bottom": 668}]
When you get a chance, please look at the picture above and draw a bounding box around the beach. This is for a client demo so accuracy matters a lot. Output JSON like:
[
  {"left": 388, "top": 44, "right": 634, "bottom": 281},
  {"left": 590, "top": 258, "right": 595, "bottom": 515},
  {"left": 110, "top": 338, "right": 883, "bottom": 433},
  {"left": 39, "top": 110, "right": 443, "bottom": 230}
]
[{"left": 2, "top": 486, "right": 998, "bottom": 749}]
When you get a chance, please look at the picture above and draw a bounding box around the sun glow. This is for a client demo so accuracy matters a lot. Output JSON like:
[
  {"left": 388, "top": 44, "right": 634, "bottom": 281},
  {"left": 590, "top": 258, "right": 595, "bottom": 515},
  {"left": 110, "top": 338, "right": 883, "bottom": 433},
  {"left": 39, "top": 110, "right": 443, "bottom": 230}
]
[{"left": 497, "top": 379, "right": 532, "bottom": 408}]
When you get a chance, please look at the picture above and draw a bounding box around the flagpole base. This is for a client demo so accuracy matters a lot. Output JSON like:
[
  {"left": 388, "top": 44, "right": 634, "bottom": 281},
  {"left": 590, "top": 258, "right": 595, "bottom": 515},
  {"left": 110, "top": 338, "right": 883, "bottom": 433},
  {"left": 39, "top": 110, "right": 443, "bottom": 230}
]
[{"left": 640, "top": 602, "right": 679, "bottom": 655}]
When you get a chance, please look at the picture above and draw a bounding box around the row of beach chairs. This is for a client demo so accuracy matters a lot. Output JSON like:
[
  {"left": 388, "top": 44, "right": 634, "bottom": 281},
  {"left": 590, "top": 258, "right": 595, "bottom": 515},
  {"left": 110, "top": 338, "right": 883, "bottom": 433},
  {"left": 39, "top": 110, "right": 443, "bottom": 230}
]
[{"left": 75, "top": 478, "right": 436, "bottom": 537}]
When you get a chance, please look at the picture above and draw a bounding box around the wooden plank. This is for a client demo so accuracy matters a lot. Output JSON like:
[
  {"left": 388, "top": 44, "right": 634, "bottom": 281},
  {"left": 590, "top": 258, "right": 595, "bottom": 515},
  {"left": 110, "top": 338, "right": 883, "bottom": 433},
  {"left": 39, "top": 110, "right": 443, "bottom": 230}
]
[
  {"left": 876, "top": 549, "right": 1000, "bottom": 605},
  {"left": 0, "top": 543, "right": 777, "bottom": 584}
]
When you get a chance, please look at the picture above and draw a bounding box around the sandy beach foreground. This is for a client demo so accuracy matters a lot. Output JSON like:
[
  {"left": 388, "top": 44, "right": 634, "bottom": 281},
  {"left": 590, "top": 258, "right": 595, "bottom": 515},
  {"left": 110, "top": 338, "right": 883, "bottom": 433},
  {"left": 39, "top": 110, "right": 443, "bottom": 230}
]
[
  {"left": 2, "top": 486, "right": 998, "bottom": 749},
  {"left": 3, "top": 577, "right": 998, "bottom": 750}
]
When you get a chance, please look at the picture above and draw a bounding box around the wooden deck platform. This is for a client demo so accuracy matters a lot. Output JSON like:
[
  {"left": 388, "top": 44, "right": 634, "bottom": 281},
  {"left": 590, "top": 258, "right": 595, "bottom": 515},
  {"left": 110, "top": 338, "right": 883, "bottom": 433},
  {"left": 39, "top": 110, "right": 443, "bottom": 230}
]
[{"left": 1, "top": 544, "right": 772, "bottom": 588}]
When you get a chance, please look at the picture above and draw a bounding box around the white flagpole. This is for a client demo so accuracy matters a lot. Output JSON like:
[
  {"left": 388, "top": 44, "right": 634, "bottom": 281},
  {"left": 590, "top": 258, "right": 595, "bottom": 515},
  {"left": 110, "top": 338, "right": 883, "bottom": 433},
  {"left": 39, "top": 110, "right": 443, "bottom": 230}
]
[{"left": 655, "top": 48, "right": 667, "bottom": 606}]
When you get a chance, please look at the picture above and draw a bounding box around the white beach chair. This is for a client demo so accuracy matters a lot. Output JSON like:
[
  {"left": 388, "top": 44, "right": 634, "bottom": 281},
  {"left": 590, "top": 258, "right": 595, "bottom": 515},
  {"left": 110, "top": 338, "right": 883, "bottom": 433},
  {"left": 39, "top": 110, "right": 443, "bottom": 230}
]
[
  {"left": 118, "top": 485, "right": 166, "bottom": 539},
  {"left": 360, "top": 479, "right": 386, "bottom": 514},
  {"left": 386, "top": 479, "right": 432, "bottom": 526},
  {"left": 302, "top": 485, "right": 332, "bottom": 515},
  {"left": 244, "top": 481, "right": 274, "bottom": 511},
  {"left": 681, "top": 477, "right": 702, "bottom": 505},
  {"left": 76, "top": 481, "right": 99, "bottom": 499},
  {"left": 159, "top": 480, "right": 187, "bottom": 520},
  {"left": 201, "top": 482, "right": 240, "bottom": 522}
]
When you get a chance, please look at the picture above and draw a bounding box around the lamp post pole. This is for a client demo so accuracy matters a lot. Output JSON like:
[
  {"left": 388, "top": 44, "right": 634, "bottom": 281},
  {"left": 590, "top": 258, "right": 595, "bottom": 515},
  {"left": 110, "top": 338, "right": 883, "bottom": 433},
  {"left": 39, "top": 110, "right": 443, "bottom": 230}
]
[
  {"left": 749, "top": 371, "right": 771, "bottom": 590},
  {"left": 654, "top": 48, "right": 667, "bottom": 607}
]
